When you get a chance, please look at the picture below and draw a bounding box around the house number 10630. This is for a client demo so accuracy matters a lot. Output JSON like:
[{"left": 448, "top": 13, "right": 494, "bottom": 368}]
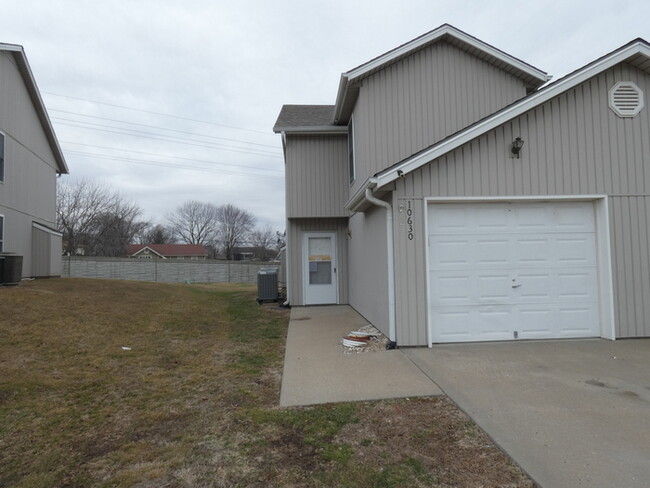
[{"left": 407, "top": 202, "right": 414, "bottom": 240}]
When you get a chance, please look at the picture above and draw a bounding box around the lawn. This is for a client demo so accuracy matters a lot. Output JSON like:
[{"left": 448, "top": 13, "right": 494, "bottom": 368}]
[{"left": 0, "top": 279, "right": 534, "bottom": 487}]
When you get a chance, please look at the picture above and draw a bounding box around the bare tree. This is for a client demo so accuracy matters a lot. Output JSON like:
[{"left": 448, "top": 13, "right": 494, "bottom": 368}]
[
  {"left": 85, "top": 196, "right": 150, "bottom": 256},
  {"left": 166, "top": 200, "right": 219, "bottom": 245},
  {"left": 250, "top": 225, "right": 277, "bottom": 261},
  {"left": 136, "top": 224, "right": 175, "bottom": 245},
  {"left": 216, "top": 204, "right": 256, "bottom": 260},
  {"left": 57, "top": 178, "right": 146, "bottom": 256}
]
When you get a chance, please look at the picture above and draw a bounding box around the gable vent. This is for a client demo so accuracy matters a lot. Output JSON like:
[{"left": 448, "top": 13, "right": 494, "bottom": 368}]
[{"left": 609, "top": 81, "right": 644, "bottom": 117}]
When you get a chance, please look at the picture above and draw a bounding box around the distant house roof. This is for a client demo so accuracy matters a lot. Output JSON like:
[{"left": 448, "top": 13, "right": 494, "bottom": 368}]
[
  {"left": 273, "top": 105, "right": 345, "bottom": 134},
  {"left": 127, "top": 244, "right": 208, "bottom": 258},
  {"left": 0, "top": 43, "right": 68, "bottom": 174}
]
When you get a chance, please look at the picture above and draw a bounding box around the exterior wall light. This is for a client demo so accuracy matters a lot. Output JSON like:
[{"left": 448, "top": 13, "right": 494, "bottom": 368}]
[{"left": 510, "top": 137, "right": 524, "bottom": 158}]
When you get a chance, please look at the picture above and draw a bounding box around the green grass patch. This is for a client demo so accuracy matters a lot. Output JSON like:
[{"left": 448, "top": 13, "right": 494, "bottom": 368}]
[{"left": 246, "top": 403, "right": 359, "bottom": 447}]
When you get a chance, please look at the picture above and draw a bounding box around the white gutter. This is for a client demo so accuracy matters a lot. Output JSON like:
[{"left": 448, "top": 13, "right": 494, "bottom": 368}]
[{"left": 364, "top": 188, "right": 396, "bottom": 344}]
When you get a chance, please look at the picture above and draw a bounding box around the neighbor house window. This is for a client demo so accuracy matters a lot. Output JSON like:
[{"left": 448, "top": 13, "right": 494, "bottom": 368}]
[
  {"left": 0, "top": 132, "right": 5, "bottom": 183},
  {"left": 0, "top": 215, "right": 4, "bottom": 252},
  {"left": 348, "top": 116, "right": 355, "bottom": 184}
]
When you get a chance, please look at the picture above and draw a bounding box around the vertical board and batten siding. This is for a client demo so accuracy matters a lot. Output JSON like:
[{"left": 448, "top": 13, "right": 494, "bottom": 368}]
[
  {"left": 287, "top": 218, "right": 349, "bottom": 306},
  {"left": 0, "top": 51, "right": 58, "bottom": 221},
  {"left": 285, "top": 135, "right": 349, "bottom": 218},
  {"left": 31, "top": 225, "right": 63, "bottom": 277},
  {"left": 393, "top": 196, "right": 428, "bottom": 345},
  {"left": 0, "top": 51, "right": 60, "bottom": 277},
  {"left": 31, "top": 225, "right": 51, "bottom": 277},
  {"left": 395, "top": 62, "right": 650, "bottom": 339},
  {"left": 347, "top": 205, "right": 390, "bottom": 337},
  {"left": 351, "top": 41, "right": 528, "bottom": 196}
]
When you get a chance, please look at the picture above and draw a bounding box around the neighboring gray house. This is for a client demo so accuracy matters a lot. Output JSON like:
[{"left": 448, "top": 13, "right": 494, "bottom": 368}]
[
  {"left": 0, "top": 43, "right": 68, "bottom": 278},
  {"left": 274, "top": 24, "right": 650, "bottom": 346}
]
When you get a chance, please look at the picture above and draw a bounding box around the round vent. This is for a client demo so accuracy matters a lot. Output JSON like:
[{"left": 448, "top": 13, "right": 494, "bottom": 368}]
[{"left": 609, "top": 81, "right": 644, "bottom": 117}]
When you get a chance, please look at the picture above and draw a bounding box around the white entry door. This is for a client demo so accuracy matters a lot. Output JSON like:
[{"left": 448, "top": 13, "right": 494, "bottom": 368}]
[
  {"left": 428, "top": 201, "right": 601, "bottom": 343},
  {"left": 303, "top": 232, "right": 338, "bottom": 305}
]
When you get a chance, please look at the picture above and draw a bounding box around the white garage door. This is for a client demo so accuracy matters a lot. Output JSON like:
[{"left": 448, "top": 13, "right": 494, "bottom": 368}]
[{"left": 428, "top": 201, "right": 600, "bottom": 343}]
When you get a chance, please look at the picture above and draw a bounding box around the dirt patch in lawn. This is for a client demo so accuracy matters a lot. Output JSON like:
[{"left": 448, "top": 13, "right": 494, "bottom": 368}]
[{"left": 0, "top": 279, "right": 535, "bottom": 487}]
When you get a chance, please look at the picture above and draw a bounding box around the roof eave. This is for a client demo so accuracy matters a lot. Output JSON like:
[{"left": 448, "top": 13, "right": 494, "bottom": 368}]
[
  {"left": 273, "top": 126, "right": 348, "bottom": 135},
  {"left": 4, "top": 45, "right": 69, "bottom": 175}
]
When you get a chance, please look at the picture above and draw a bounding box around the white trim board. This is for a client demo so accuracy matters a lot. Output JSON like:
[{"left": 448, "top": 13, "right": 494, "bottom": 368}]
[
  {"left": 424, "top": 195, "right": 616, "bottom": 343},
  {"left": 302, "top": 231, "right": 339, "bottom": 305},
  {"left": 32, "top": 221, "right": 63, "bottom": 236}
]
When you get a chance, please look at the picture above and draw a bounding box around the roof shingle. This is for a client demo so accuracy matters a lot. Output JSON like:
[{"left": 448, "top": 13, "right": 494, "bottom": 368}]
[{"left": 273, "top": 105, "right": 335, "bottom": 131}]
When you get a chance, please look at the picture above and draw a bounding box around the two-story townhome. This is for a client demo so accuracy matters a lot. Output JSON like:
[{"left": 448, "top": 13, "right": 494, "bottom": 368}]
[
  {"left": 274, "top": 24, "right": 650, "bottom": 346},
  {"left": 0, "top": 43, "right": 68, "bottom": 279}
]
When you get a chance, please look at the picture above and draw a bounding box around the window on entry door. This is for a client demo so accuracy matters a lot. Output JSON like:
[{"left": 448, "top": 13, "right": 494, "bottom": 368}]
[{"left": 308, "top": 236, "right": 332, "bottom": 284}]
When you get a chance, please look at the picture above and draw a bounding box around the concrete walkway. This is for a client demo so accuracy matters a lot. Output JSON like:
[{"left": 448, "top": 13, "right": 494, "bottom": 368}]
[
  {"left": 279, "top": 306, "right": 441, "bottom": 407},
  {"left": 405, "top": 339, "right": 650, "bottom": 488}
]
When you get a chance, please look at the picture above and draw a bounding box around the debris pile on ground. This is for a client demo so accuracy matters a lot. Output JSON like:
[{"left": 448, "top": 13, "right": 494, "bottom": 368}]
[{"left": 341, "top": 324, "right": 389, "bottom": 353}]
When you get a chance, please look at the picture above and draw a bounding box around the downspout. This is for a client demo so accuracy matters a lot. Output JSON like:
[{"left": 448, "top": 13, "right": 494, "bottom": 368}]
[
  {"left": 281, "top": 131, "right": 291, "bottom": 307},
  {"left": 364, "top": 188, "right": 396, "bottom": 346}
]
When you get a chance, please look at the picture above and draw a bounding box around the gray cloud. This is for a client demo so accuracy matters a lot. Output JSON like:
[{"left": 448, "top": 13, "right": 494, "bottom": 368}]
[{"left": 3, "top": 0, "right": 649, "bottom": 234}]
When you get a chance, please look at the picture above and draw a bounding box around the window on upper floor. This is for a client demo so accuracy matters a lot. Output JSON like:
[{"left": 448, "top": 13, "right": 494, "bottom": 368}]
[
  {"left": 348, "top": 116, "right": 355, "bottom": 184},
  {"left": 0, "top": 132, "right": 5, "bottom": 183},
  {"left": 0, "top": 214, "right": 4, "bottom": 252}
]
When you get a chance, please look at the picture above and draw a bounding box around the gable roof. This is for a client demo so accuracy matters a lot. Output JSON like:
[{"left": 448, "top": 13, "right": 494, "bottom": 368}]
[
  {"left": 333, "top": 24, "right": 551, "bottom": 125},
  {"left": 0, "top": 43, "right": 68, "bottom": 174},
  {"left": 346, "top": 38, "right": 650, "bottom": 211},
  {"left": 274, "top": 105, "right": 334, "bottom": 129},
  {"left": 127, "top": 244, "right": 208, "bottom": 257},
  {"left": 273, "top": 105, "right": 346, "bottom": 134}
]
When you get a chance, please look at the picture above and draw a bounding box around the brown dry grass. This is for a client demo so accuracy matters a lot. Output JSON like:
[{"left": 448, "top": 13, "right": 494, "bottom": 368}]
[{"left": 0, "top": 279, "right": 535, "bottom": 487}]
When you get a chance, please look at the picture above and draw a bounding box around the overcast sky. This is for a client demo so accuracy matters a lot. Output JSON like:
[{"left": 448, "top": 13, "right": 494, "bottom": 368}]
[{"left": 3, "top": 0, "right": 650, "bottom": 234}]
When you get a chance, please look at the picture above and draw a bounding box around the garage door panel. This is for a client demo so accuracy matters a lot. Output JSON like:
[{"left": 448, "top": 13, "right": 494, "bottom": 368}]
[
  {"left": 430, "top": 273, "right": 473, "bottom": 305},
  {"left": 554, "top": 203, "right": 596, "bottom": 231},
  {"left": 557, "top": 306, "right": 599, "bottom": 335},
  {"left": 513, "top": 205, "right": 552, "bottom": 231},
  {"left": 430, "top": 206, "right": 470, "bottom": 233},
  {"left": 556, "top": 235, "right": 597, "bottom": 265},
  {"left": 433, "top": 309, "right": 472, "bottom": 341},
  {"left": 433, "top": 306, "right": 513, "bottom": 342},
  {"left": 516, "top": 307, "right": 554, "bottom": 338},
  {"left": 428, "top": 237, "right": 471, "bottom": 267},
  {"left": 476, "top": 205, "right": 511, "bottom": 231},
  {"left": 516, "top": 272, "right": 553, "bottom": 300},
  {"left": 515, "top": 237, "right": 551, "bottom": 265},
  {"left": 428, "top": 201, "right": 600, "bottom": 343},
  {"left": 477, "top": 273, "right": 511, "bottom": 302},
  {"left": 557, "top": 270, "right": 598, "bottom": 301}
]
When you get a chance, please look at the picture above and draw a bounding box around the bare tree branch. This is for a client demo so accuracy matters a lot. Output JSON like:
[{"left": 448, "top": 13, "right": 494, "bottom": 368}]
[
  {"left": 250, "top": 225, "right": 277, "bottom": 261},
  {"left": 216, "top": 204, "right": 256, "bottom": 260},
  {"left": 166, "top": 200, "right": 219, "bottom": 245},
  {"left": 57, "top": 178, "right": 145, "bottom": 256}
]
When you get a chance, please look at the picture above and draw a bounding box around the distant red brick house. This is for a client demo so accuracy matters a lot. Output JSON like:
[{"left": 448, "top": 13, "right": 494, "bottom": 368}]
[{"left": 127, "top": 244, "right": 208, "bottom": 260}]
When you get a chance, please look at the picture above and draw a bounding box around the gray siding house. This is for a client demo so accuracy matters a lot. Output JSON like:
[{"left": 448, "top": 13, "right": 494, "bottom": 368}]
[
  {"left": 274, "top": 24, "right": 650, "bottom": 345},
  {"left": 0, "top": 43, "right": 68, "bottom": 278}
]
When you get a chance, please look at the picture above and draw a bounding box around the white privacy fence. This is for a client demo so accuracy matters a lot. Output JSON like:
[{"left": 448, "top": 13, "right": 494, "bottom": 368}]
[{"left": 62, "top": 257, "right": 278, "bottom": 284}]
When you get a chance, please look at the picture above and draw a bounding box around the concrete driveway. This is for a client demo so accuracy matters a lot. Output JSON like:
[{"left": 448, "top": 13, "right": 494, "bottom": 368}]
[{"left": 404, "top": 339, "right": 650, "bottom": 488}]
